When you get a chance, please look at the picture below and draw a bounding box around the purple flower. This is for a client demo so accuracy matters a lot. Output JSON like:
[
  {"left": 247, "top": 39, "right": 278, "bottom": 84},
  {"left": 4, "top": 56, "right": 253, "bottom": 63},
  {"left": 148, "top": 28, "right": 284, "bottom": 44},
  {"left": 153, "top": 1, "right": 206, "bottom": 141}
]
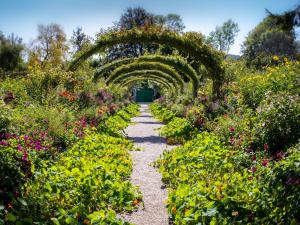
[{"left": 17, "top": 144, "right": 23, "bottom": 151}]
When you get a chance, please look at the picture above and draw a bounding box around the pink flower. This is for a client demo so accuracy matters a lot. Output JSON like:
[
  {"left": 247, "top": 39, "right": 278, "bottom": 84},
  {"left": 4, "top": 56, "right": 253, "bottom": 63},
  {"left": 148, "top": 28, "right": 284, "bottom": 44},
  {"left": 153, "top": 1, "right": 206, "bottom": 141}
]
[
  {"left": 0, "top": 140, "right": 8, "bottom": 146},
  {"left": 250, "top": 166, "right": 257, "bottom": 173},
  {"left": 263, "top": 144, "right": 269, "bottom": 151},
  {"left": 230, "top": 137, "right": 235, "bottom": 145},
  {"left": 276, "top": 151, "right": 284, "bottom": 160}
]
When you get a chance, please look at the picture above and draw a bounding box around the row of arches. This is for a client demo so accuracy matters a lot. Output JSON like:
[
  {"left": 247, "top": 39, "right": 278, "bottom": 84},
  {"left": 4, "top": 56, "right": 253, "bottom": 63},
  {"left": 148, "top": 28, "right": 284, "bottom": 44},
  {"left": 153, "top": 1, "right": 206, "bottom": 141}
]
[{"left": 69, "top": 28, "right": 224, "bottom": 98}]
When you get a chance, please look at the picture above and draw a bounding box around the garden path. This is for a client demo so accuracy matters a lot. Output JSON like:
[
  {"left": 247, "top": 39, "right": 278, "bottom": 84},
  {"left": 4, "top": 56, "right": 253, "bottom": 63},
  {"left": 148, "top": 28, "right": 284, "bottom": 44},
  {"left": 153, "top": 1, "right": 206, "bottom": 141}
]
[{"left": 120, "top": 103, "right": 173, "bottom": 225}]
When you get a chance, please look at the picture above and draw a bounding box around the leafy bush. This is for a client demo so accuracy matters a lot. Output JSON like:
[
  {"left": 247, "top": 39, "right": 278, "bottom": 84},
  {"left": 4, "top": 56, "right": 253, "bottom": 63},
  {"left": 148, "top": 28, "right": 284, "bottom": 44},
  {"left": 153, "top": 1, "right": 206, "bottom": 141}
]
[
  {"left": 252, "top": 92, "right": 300, "bottom": 153},
  {"left": 239, "top": 62, "right": 299, "bottom": 108},
  {"left": 160, "top": 117, "right": 196, "bottom": 144},
  {"left": 156, "top": 132, "right": 300, "bottom": 224},
  {"left": 150, "top": 103, "right": 175, "bottom": 123},
  {"left": 1, "top": 105, "right": 140, "bottom": 224},
  {"left": 205, "top": 111, "right": 254, "bottom": 149}
]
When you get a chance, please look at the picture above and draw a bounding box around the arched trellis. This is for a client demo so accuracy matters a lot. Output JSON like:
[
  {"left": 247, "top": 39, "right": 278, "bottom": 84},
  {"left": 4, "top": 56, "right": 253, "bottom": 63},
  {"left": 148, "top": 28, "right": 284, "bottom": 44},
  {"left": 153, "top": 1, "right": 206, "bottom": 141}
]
[
  {"left": 106, "top": 62, "right": 185, "bottom": 91},
  {"left": 69, "top": 28, "right": 224, "bottom": 97},
  {"left": 110, "top": 70, "right": 183, "bottom": 93},
  {"left": 117, "top": 76, "right": 175, "bottom": 95},
  {"left": 94, "top": 54, "right": 199, "bottom": 97}
]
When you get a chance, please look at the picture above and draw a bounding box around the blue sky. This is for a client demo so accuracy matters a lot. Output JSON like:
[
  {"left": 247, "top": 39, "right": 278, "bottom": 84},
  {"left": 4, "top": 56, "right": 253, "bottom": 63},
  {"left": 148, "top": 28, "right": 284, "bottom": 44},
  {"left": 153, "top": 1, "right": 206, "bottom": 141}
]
[{"left": 0, "top": 0, "right": 299, "bottom": 54}]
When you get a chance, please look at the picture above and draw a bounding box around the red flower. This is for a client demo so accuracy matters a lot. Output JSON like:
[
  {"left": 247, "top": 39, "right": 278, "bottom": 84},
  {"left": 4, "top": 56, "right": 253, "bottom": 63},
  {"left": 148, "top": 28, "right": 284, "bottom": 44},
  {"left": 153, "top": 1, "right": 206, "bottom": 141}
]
[
  {"left": 229, "top": 127, "right": 235, "bottom": 133},
  {"left": 251, "top": 155, "right": 256, "bottom": 161},
  {"left": 263, "top": 144, "right": 269, "bottom": 151},
  {"left": 262, "top": 158, "right": 269, "bottom": 167},
  {"left": 22, "top": 150, "right": 28, "bottom": 161}
]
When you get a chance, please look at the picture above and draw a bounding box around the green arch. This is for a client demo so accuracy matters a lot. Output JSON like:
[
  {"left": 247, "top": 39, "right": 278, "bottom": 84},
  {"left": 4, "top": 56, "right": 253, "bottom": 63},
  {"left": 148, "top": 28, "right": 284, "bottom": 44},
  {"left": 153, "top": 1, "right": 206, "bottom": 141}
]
[
  {"left": 94, "top": 54, "right": 199, "bottom": 97},
  {"left": 117, "top": 77, "right": 175, "bottom": 94},
  {"left": 106, "top": 62, "right": 185, "bottom": 91},
  {"left": 111, "top": 70, "right": 182, "bottom": 93},
  {"left": 69, "top": 28, "right": 224, "bottom": 97}
]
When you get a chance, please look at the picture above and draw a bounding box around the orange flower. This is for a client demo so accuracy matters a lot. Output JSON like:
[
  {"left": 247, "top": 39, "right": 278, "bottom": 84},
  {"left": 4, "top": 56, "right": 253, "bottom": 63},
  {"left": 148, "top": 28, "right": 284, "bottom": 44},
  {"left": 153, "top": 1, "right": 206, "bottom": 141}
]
[{"left": 171, "top": 207, "right": 177, "bottom": 214}]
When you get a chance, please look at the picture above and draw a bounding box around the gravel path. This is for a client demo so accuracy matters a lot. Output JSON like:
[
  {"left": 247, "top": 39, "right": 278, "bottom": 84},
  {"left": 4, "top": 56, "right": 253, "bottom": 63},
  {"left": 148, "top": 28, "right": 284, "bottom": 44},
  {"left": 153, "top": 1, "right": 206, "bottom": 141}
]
[{"left": 120, "top": 103, "right": 173, "bottom": 225}]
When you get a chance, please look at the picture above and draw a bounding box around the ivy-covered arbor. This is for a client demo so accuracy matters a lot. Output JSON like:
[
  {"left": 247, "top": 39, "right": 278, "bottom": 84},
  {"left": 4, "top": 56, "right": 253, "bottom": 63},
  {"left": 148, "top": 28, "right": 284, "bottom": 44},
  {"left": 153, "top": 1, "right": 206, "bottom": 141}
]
[
  {"left": 94, "top": 54, "right": 199, "bottom": 96},
  {"left": 69, "top": 28, "right": 224, "bottom": 97},
  {"left": 117, "top": 77, "right": 175, "bottom": 94},
  {"left": 106, "top": 62, "right": 185, "bottom": 89},
  {"left": 110, "top": 70, "right": 183, "bottom": 93}
]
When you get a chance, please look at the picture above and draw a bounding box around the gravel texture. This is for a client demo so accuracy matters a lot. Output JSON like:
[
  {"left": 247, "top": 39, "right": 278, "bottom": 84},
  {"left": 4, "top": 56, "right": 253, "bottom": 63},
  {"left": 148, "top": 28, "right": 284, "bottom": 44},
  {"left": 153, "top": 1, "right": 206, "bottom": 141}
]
[{"left": 120, "top": 103, "right": 173, "bottom": 225}]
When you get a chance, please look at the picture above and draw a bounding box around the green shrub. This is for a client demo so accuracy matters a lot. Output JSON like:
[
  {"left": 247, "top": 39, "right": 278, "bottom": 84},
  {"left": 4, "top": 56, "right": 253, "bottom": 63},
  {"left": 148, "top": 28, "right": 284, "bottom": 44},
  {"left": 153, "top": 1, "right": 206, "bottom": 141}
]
[
  {"left": 205, "top": 111, "right": 254, "bottom": 149},
  {"left": 157, "top": 132, "right": 300, "bottom": 224},
  {"left": 19, "top": 130, "right": 140, "bottom": 224},
  {"left": 239, "top": 62, "right": 299, "bottom": 108},
  {"left": 160, "top": 117, "right": 197, "bottom": 144},
  {"left": 252, "top": 92, "right": 300, "bottom": 153}
]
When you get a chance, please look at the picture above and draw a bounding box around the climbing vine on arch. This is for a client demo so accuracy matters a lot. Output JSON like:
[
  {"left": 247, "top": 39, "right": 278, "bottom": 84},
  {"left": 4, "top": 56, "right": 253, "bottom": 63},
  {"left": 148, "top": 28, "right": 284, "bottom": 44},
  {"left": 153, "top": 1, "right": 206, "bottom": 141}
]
[{"left": 69, "top": 28, "right": 225, "bottom": 97}]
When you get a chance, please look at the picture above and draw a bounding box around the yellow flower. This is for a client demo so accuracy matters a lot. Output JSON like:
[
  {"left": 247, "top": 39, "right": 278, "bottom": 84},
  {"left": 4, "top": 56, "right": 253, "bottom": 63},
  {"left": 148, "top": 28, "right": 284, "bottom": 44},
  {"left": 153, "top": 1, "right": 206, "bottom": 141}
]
[{"left": 273, "top": 55, "right": 279, "bottom": 61}]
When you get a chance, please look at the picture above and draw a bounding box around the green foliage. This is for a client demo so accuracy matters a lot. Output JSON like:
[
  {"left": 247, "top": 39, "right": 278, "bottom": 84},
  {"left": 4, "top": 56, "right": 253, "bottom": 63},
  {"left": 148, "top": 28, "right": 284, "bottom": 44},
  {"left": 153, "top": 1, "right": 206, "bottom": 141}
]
[
  {"left": 69, "top": 27, "right": 224, "bottom": 97},
  {"left": 0, "top": 32, "right": 24, "bottom": 72},
  {"left": 252, "top": 92, "right": 300, "bottom": 153},
  {"left": 150, "top": 103, "right": 175, "bottom": 123},
  {"left": 94, "top": 54, "right": 199, "bottom": 97},
  {"left": 118, "top": 77, "right": 175, "bottom": 95},
  {"left": 151, "top": 103, "right": 197, "bottom": 144},
  {"left": 20, "top": 130, "right": 139, "bottom": 224},
  {"left": 160, "top": 117, "right": 196, "bottom": 145},
  {"left": 1, "top": 105, "right": 139, "bottom": 224},
  {"left": 112, "top": 70, "right": 181, "bottom": 94},
  {"left": 106, "top": 61, "right": 185, "bottom": 92},
  {"left": 156, "top": 132, "right": 300, "bottom": 224},
  {"left": 239, "top": 61, "right": 299, "bottom": 108},
  {"left": 242, "top": 14, "right": 298, "bottom": 68}
]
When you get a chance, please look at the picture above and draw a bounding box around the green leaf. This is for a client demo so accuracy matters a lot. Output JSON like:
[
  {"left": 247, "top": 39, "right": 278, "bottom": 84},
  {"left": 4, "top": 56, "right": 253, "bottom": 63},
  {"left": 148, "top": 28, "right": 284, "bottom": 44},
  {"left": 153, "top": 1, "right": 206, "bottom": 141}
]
[
  {"left": 65, "top": 217, "right": 76, "bottom": 224},
  {"left": 18, "top": 198, "right": 28, "bottom": 206},
  {"left": 202, "top": 208, "right": 218, "bottom": 217},
  {"left": 7, "top": 213, "right": 16, "bottom": 222},
  {"left": 51, "top": 218, "right": 60, "bottom": 225}
]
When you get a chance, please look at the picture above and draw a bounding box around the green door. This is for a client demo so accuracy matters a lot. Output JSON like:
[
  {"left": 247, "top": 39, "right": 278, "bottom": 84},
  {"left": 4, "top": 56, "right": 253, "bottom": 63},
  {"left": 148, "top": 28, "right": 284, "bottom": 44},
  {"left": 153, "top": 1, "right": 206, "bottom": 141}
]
[{"left": 136, "top": 87, "right": 154, "bottom": 102}]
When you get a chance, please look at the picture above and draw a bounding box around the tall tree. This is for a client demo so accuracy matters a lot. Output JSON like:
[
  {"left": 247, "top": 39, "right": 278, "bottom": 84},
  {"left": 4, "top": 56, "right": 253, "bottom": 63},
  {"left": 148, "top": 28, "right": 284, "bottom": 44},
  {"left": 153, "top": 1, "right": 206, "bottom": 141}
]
[
  {"left": 155, "top": 14, "right": 185, "bottom": 33},
  {"left": 118, "top": 7, "right": 155, "bottom": 30},
  {"left": 242, "top": 6, "right": 299, "bottom": 68},
  {"left": 29, "top": 23, "right": 68, "bottom": 66},
  {"left": 0, "top": 31, "right": 24, "bottom": 72},
  {"left": 207, "top": 19, "right": 239, "bottom": 55},
  {"left": 104, "top": 7, "right": 157, "bottom": 63},
  {"left": 70, "top": 27, "right": 91, "bottom": 53}
]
